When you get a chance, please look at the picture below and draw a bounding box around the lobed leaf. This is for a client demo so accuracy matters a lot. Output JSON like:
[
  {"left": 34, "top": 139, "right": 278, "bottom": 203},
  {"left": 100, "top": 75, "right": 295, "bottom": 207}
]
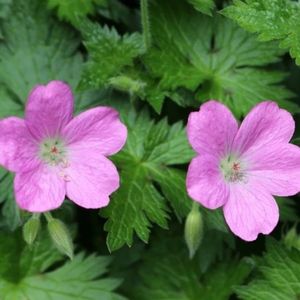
[{"left": 222, "top": 0, "right": 300, "bottom": 65}]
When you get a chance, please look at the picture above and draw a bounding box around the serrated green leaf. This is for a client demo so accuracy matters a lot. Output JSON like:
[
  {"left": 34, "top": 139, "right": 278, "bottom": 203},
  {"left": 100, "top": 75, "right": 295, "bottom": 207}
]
[
  {"left": 79, "top": 20, "right": 145, "bottom": 90},
  {"left": 236, "top": 238, "right": 300, "bottom": 300},
  {"left": 47, "top": 0, "right": 106, "bottom": 24},
  {"left": 187, "top": 0, "right": 215, "bottom": 15},
  {"left": 222, "top": 0, "right": 300, "bottom": 65},
  {"left": 142, "top": 0, "right": 297, "bottom": 116},
  {"left": 102, "top": 108, "right": 195, "bottom": 251},
  {"left": 103, "top": 163, "right": 169, "bottom": 251}
]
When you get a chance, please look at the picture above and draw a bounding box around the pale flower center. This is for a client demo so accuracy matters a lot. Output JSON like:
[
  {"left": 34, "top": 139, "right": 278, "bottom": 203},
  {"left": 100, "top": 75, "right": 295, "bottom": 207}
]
[
  {"left": 39, "top": 138, "right": 67, "bottom": 166},
  {"left": 220, "top": 155, "right": 245, "bottom": 183}
]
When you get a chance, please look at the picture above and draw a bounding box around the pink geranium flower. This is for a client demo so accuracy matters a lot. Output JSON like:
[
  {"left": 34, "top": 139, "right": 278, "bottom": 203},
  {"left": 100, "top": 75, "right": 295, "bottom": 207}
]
[
  {"left": 0, "top": 80, "right": 127, "bottom": 212},
  {"left": 186, "top": 100, "right": 300, "bottom": 241}
]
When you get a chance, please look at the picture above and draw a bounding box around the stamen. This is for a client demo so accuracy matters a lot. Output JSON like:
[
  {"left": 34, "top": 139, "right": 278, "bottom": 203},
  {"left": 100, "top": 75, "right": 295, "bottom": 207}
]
[
  {"left": 220, "top": 155, "right": 246, "bottom": 183},
  {"left": 51, "top": 146, "right": 58, "bottom": 154},
  {"left": 39, "top": 137, "right": 67, "bottom": 166},
  {"left": 232, "top": 162, "right": 240, "bottom": 172},
  {"left": 61, "top": 159, "right": 70, "bottom": 168},
  {"left": 59, "top": 172, "right": 71, "bottom": 182}
]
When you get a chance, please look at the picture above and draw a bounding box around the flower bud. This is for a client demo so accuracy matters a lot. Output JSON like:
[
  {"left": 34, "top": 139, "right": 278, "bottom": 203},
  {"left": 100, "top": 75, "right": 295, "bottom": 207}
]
[
  {"left": 108, "top": 76, "right": 145, "bottom": 94},
  {"left": 184, "top": 203, "right": 203, "bottom": 259},
  {"left": 284, "top": 227, "right": 300, "bottom": 250},
  {"left": 23, "top": 215, "right": 40, "bottom": 245},
  {"left": 47, "top": 218, "right": 74, "bottom": 260}
]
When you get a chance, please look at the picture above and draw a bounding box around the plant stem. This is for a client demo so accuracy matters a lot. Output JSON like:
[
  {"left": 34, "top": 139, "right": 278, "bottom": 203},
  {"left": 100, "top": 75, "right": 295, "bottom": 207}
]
[
  {"left": 32, "top": 213, "right": 41, "bottom": 219},
  {"left": 44, "top": 211, "right": 54, "bottom": 222},
  {"left": 191, "top": 201, "right": 199, "bottom": 213},
  {"left": 140, "top": 0, "right": 151, "bottom": 49}
]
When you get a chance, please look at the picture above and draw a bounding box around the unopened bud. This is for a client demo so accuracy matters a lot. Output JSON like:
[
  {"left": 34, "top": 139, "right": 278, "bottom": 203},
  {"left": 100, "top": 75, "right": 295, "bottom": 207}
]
[
  {"left": 23, "top": 214, "right": 41, "bottom": 245},
  {"left": 47, "top": 218, "right": 74, "bottom": 260},
  {"left": 184, "top": 202, "right": 203, "bottom": 259},
  {"left": 284, "top": 227, "right": 300, "bottom": 250},
  {"left": 108, "top": 76, "right": 146, "bottom": 94}
]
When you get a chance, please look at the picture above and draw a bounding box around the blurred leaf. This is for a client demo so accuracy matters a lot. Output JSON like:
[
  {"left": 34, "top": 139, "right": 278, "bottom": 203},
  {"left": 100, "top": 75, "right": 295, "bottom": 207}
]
[
  {"left": 0, "top": 169, "right": 21, "bottom": 231},
  {"left": 0, "top": 230, "right": 125, "bottom": 300},
  {"left": 130, "top": 230, "right": 250, "bottom": 300},
  {"left": 236, "top": 238, "right": 300, "bottom": 300},
  {"left": 276, "top": 197, "right": 298, "bottom": 222},
  {"left": 0, "top": 0, "right": 84, "bottom": 118},
  {"left": 222, "top": 0, "right": 300, "bottom": 65}
]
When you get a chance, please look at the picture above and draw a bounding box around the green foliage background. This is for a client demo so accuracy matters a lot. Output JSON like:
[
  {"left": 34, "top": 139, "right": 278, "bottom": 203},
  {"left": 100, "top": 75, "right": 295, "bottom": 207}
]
[{"left": 0, "top": 0, "right": 299, "bottom": 299}]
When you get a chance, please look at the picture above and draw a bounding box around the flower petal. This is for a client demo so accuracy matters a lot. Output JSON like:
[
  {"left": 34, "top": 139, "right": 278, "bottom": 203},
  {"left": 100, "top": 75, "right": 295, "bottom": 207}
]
[
  {"left": 224, "top": 181, "right": 279, "bottom": 241},
  {"left": 65, "top": 148, "right": 120, "bottom": 209},
  {"left": 186, "top": 154, "right": 229, "bottom": 209},
  {"left": 245, "top": 143, "right": 300, "bottom": 196},
  {"left": 62, "top": 107, "right": 127, "bottom": 156},
  {"left": 0, "top": 117, "right": 39, "bottom": 172},
  {"left": 187, "top": 100, "right": 238, "bottom": 156},
  {"left": 233, "top": 101, "right": 295, "bottom": 155},
  {"left": 25, "top": 80, "right": 74, "bottom": 140},
  {"left": 14, "top": 164, "right": 66, "bottom": 212}
]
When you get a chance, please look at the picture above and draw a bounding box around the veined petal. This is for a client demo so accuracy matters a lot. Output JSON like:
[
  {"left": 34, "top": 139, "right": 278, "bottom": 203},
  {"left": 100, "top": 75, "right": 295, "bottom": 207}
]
[
  {"left": 233, "top": 101, "right": 295, "bottom": 155},
  {"left": 65, "top": 148, "right": 120, "bottom": 209},
  {"left": 187, "top": 100, "right": 238, "bottom": 157},
  {"left": 245, "top": 143, "right": 300, "bottom": 196},
  {"left": 0, "top": 117, "right": 39, "bottom": 172},
  {"left": 186, "top": 154, "right": 229, "bottom": 209},
  {"left": 25, "top": 80, "right": 74, "bottom": 140},
  {"left": 14, "top": 164, "right": 66, "bottom": 212},
  {"left": 224, "top": 180, "right": 279, "bottom": 241},
  {"left": 62, "top": 107, "right": 127, "bottom": 156}
]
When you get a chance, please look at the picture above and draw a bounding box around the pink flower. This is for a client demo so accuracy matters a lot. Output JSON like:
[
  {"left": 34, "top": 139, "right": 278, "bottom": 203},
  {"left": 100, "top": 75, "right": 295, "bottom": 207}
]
[
  {"left": 186, "top": 100, "right": 300, "bottom": 241},
  {"left": 0, "top": 81, "right": 127, "bottom": 212}
]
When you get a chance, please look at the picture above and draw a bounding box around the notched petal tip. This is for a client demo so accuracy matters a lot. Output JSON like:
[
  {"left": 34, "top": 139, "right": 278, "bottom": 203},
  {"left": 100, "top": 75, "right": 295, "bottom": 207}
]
[
  {"left": 234, "top": 100, "right": 295, "bottom": 154},
  {"left": 187, "top": 100, "right": 238, "bottom": 156},
  {"left": 223, "top": 183, "right": 279, "bottom": 243},
  {"left": 25, "top": 80, "right": 74, "bottom": 139}
]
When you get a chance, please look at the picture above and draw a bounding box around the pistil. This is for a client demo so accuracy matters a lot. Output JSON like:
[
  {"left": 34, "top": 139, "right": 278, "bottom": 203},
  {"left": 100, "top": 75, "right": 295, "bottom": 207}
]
[{"left": 220, "top": 155, "right": 246, "bottom": 183}]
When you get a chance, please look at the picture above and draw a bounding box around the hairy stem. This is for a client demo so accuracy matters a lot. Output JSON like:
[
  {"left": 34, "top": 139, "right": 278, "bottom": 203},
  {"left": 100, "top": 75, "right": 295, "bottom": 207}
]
[
  {"left": 140, "top": 0, "right": 151, "bottom": 49},
  {"left": 44, "top": 211, "right": 54, "bottom": 222},
  {"left": 191, "top": 201, "right": 199, "bottom": 213}
]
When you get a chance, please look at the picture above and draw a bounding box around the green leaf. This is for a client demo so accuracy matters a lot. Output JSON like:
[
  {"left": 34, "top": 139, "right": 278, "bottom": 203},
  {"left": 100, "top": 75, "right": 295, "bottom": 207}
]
[
  {"left": 236, "top": 238, "right": 300, "bottom": 300},
  {"left": 276, "top": 197, "right": 298, "bottom": 222},
  {"left": 222, "top": 0, "right": 300, "bottom": 65},
  {"left": 0, "top": 0, "right": 84, "bottom": 118},
  {"left": 79, "top": 20, "right": 145, "bottom": 90},
  {"left": 47, "top": 0, "right": 106, "bottom": 24},
  {"left": 187, "top": 0, "right": 215, "bottom": 15},
  {"left": 0, "top": 169, "right": 21, "bottom": 231},
  {"left": 131, "top": 231, "right": 250, "bottom": 300},
  {"left": 142, "top": 0, "right": 296, "bottom": 116},
  {"left": 0, "top": 230, "right": 125, "bottom": 300},
  {"left": 102, "top": 108, "right": 196, "bottom": 251},
  {"left": 0, "top": 0, "right": 12, "bottom": 38}
]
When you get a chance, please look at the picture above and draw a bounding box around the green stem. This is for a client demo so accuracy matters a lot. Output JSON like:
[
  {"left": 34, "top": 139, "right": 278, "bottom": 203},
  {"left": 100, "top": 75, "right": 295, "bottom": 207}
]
[
  {"left": 191, "top": 201, "right": 199, "bottom": 213},
  {"left": 32, "top": 213, "right": 41, "bottom": 220},
  {"left": 140, "top": 0, "right": 151, "bottom": 49},
  {"left": 44, "top": 211, "right": 54, "bottom": 222}
]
